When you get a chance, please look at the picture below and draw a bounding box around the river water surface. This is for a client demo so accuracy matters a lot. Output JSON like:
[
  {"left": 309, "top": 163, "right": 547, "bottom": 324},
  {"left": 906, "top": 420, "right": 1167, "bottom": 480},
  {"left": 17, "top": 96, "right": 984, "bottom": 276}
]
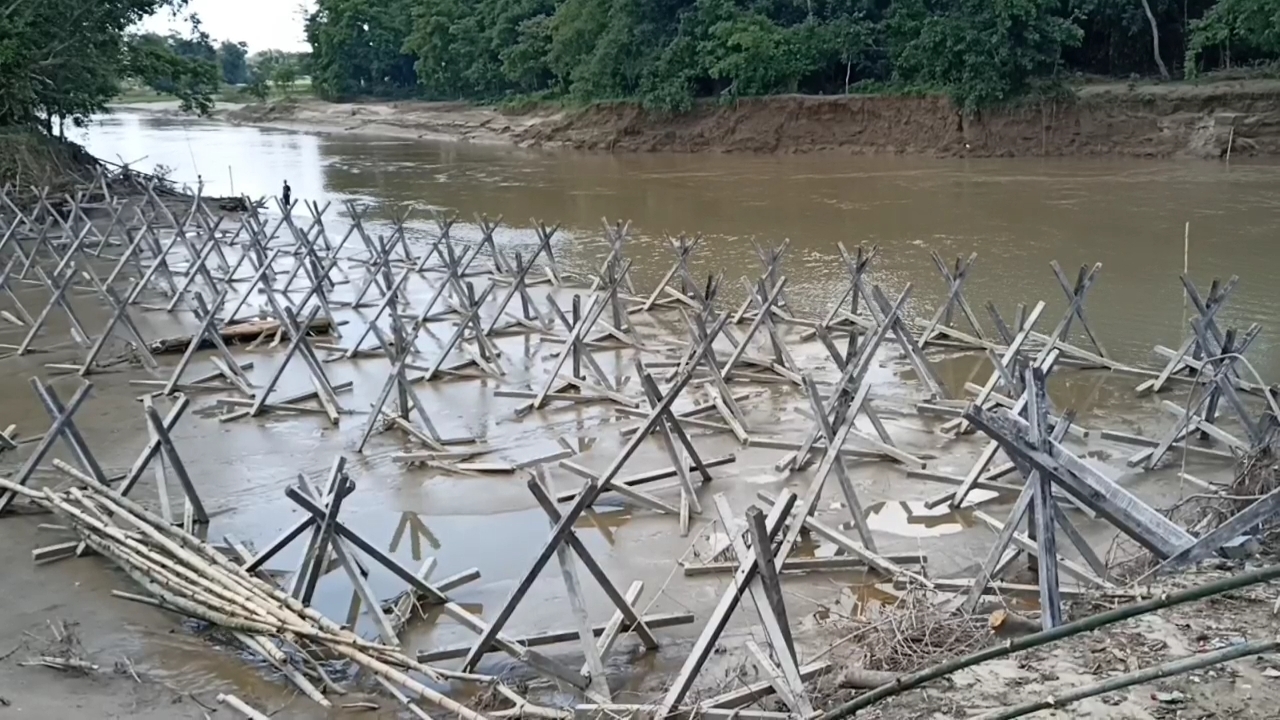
[{"left": 14, "top": 110, "right": 1277, "bottom": 709}]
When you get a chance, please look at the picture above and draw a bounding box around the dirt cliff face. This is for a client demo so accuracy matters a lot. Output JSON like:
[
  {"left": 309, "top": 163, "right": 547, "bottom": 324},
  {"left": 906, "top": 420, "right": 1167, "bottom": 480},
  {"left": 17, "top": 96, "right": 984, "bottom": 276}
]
[
  {"left": 203, "top": 80, "right": 1280, "bottom": 158},
  {"left": 512, "top": 83, "right": 1280, "bottom": 158}
]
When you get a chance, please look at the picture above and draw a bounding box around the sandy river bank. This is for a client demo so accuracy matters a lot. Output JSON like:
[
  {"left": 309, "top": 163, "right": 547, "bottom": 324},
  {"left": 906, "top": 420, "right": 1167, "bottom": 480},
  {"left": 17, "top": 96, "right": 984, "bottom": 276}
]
[{"left": 113, "top": 79, "right": 1280, "bottom": 159}]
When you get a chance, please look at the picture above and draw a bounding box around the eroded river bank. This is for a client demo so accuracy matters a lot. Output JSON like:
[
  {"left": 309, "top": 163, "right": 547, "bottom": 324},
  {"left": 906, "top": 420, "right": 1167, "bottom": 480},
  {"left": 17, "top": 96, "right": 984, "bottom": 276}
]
[
  {"left": 0, "top": 115, "right": 1279, "bottom": 718},
  {"left": 118, "top": 79, "right": 1280, "bottom": 159}
]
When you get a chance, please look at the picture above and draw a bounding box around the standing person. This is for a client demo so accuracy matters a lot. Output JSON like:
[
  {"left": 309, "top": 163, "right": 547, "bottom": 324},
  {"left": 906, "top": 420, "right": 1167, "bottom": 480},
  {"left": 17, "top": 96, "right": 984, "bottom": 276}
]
[{"left": 282, "top": 180, "right": 292, "bottom": 208}]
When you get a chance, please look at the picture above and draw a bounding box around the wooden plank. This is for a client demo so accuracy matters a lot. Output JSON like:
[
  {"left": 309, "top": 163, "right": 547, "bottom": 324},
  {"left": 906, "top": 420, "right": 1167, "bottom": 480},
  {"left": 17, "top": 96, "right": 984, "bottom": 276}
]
[
  {"left": 1154, "top": 485, "right": 1280, "bottom": 575},
  {"left": 683, "top": 555, "right": 925, "bottom": 576},
  {"left": 759, "top": 491, "right": 932, "bottom": 588},
  {"left": 965, "top": 407, "right": 1194, "bottom": 559},
  {"left": 414, "top": 612, "right": 695, "bottom": 663},
  {"left": 656, "top": 492, "right": 796, "bottom": 717}
]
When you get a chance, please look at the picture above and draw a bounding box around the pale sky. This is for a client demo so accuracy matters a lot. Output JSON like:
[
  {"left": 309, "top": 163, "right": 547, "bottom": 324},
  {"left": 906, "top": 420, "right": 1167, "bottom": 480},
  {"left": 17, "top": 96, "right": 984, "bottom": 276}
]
[{"left": 139, "top": 0, "right": 314, "bottom": 53}]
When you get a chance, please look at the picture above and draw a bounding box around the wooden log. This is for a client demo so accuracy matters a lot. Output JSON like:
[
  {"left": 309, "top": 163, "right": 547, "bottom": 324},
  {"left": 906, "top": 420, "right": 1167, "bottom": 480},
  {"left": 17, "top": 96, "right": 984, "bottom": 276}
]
[
  {"left": 415, "top": 611, "right": 695, "bottom": 662},
  {"left": 989, "top": 608, "right": 1042, "bottom": 638},
  {"left": 148, "top": 316, "right": 336, "bottom": 354},
  {"left": 682, "top": 555, "right": 926, "bottom": 576},
  {"left": 838, "top": 668, "right": 902, "bottom": 689},
  {"left": 217, "top": 694, "right": 271, "bottom": 720},
  {"left": 657, "top": 492, "right": 796, "bottom": 716},
  {"left": 1151, "top": 484, "right": 1280, "bottom": 576}
]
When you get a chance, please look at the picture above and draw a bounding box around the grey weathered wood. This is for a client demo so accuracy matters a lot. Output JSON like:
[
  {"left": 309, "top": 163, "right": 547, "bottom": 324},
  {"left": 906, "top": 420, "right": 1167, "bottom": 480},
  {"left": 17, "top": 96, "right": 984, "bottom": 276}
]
[
  {"left": 529, "top": 471, "right": 659, "bottom": 647},
  {"left": 465, "top": 318, "right": 726, "bottom": 673},
  {"left": 118, "top": 397, "right": 189, "bottom": 498},
  {"left": 15, "top": 265, "right": 84, "bottom": 354},
  {"left": 294, "top": 458, "right": 349, "bottom": 603},
  {"left": 1051, "top": 501, "right": 1108, "bottom": 580},
  {"left": 868, "top": 285, "right": 948, "bottom": 399},
  {"left": 29, "top": 380, "right": 109, "bottom": 486},
  {"left": 1050, "top": 261, "right": 1108, "bottom": 360},
  {"left": 657, "top": 491, "right": 797, "bottom": 718},
  {"left": 918, "top": 252, "right": 984, "bottom": 345},
  {"left": 797, "top": 375, "right": 877, "bottom": 550},
  {"left": 242, "top": 479, "right": 357, "bottom": 572},
  {"left": 746, "top": 506, "right": 798, "bottom": 665},
  {"left": 745, "top": 640, "right": 807, "bottom": 716},
  {"left": 760, "top": 491, "right": 932, "bottom": 588},
  {"left": 961, "top": 481, "right": 1036, "bottom": 614},
  {"left": 775, "top": 404, "right": 862, "bottom": 564},
  {"left": 415, "top": 610, "right": 694, "bottom": 663},
  {"left": 957, "top": 408, "right": 1079, "bottom": 613},
  {"left": 1137, "top": 276, "right": 1238, "bottom": 395},
  {"left": 700, "top": 662, "right": 832, "bottom": 711},
  {"left": 965, "top": 407, "right": 1194, "bottom": 559},
  {"left": 636, "top": 366, "right": 707, "bottom": 517},
  {"left": 535, "top": 470, "right": 610, "bottom": 699},
  {"left": 247, "top": 305, "right": 343, "bottom": 422},
  {"left": 143, "top": 402, "right": 206, "bottom": 523},
  {"left": 1025, "top": 368, "right": 1063, "bottom": 629},
  {"left": 554, "top": 454, "right": 737, "bottom": 504},
  {"left": 783, "top": 285, "right": 912, "bottom": 472},
  {"left": 942, "top": 300, "right": 1046, "bottom": 437},
  {"left": 284, "top": 485, "right": 591, "bottom": 690},
  {"left": 1154, "top": 484, "right": 1280, "bottom": 575}
]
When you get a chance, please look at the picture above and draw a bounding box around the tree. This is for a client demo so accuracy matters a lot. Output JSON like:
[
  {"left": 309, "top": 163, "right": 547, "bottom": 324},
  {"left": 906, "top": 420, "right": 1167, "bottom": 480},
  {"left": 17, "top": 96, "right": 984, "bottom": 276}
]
[
  {"left": 218, "top": 40, "right": 250, "bottom": 84},
  {"left": 1187, "top": 0, "right": 1280, "bottom": 74},
  {"left": 299, "top": 0, "right": 1280, "bottom": 110},
  {"left": 1138, "top": 0, "right": 1171, "bottom": 78},
  {"left": 306, "top": 0, "right": 417, "bottom": 99},
  {"left": 887, "top": 0, "right": 1083, "bottom": 111},
  {"left": 0, "top": 0, "right": 217, "bottom": 130},
  {"left": 244, "top": 75, "right": 271, "bottom": 100},
  {"left": 273, "top": 61, "right": 299, "bottom": 93},
  {"left": 127, "top": 31, "right": 221, "bottom": 113}
]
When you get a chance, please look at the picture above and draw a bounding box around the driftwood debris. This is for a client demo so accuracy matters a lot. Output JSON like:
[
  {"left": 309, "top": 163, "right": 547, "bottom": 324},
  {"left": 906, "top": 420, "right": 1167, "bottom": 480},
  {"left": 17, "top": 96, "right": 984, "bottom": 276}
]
[{"left": 148, "top": 315, "right": 336, "bottom": 354}]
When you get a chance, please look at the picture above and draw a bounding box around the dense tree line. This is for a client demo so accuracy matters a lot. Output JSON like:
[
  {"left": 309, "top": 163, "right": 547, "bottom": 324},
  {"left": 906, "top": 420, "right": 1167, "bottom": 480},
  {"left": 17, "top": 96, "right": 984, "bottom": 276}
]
[{"left": 305, "top": 0, "right": 1280, "bottom": 111}]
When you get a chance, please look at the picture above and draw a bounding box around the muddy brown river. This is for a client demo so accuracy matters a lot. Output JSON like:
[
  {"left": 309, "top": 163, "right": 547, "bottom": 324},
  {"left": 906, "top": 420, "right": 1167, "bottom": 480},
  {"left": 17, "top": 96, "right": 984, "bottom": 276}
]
[{"left": 3, "top": 111, "right": 1276, "bottom": 715}]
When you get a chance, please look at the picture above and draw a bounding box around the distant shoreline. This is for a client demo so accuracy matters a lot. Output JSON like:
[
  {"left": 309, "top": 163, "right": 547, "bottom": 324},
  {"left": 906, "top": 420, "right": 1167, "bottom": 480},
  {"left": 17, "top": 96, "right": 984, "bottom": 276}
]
[{"left": 109, "top": 79, "right": 1280, "bottom": 159}]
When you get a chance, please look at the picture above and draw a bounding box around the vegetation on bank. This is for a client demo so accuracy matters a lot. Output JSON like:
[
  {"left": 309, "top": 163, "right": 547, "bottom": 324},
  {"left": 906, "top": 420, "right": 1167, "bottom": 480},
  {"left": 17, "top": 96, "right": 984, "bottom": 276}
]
[
  {"left": 304, "top": 0, "right": 1280, "bottom": 113},
  {"left": 3, "top": 0, "right": 1279, "bottom": 143},
  {"left": 0, "top": 0, "right": 310, "bottom": 135},
  {"left": 1, "top": 0, "right": 210, "bottom": 130}
]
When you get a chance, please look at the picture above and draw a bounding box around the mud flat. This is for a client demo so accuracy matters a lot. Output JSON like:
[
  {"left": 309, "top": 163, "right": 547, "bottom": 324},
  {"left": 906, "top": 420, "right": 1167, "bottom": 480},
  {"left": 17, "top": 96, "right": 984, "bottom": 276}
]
[{"left": 1, "top": 170, "right": 1280, "bottom": 718}]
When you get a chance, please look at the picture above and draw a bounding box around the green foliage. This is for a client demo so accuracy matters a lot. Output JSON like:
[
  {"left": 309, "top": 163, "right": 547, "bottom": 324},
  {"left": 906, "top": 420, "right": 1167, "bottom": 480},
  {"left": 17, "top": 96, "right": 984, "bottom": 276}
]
[
  {"left": 307, "top": 0, "right": 417, "bottom": 99},
  {"left": 128, "top": 31, "right": 221, "bottom": 114},
  {"left": 300, "top": 0, "right": 1280, "bottom": 112},
  {"left": 273, "top": 62, "right": 300, "bottom": 93},
  {"left": 0, "top": 0, "right": 218, "bottom": 129},
  {"left": 1187, "top": 0, "right": 1280, "bottom": 75},
  {"left": 218, "top": 41, "right": 251, "bottom": 85},
  {"left": 244, "top": 76, "right": 272, "bottom": 101},
  {"left": 887, "top": 0, "right": 1083, "bottom": 111}
]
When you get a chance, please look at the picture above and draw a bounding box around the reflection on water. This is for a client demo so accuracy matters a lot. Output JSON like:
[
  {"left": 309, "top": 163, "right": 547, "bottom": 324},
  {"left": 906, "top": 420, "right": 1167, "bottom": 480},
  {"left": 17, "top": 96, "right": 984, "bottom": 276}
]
[
  {"left": 67, "top": 111, "right": 1280, "bottom": 697},
  {"left": 391, "top": 510, "right": 442, "bottom": 561},
  {"left": 865, "top": 500, "right": 972, "bottom": 538}
]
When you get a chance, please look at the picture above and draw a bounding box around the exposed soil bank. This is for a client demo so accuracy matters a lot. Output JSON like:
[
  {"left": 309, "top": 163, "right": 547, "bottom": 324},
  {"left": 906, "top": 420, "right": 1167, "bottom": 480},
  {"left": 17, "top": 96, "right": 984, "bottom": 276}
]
[{"left": 122, "top": 79, "right": 1280, "bottom": 159}]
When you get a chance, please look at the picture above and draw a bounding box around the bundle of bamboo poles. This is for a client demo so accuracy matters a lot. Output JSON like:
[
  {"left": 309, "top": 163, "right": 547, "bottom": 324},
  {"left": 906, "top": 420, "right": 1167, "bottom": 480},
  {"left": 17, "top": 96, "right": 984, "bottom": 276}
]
[{"left": 0, "top": 467, "right": 561, "bottom": 720}]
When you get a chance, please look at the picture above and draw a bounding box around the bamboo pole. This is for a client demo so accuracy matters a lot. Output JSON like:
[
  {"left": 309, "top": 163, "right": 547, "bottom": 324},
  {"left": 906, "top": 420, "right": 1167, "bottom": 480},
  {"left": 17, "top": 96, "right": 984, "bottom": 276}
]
[
  {"left": 217, "top": 694, "right": 271, "bottom": 720},
  {"left": 818, "top": 562, "right": 1280, "bottom": 719},
  {"left": 978, "top": 638, "right": 1277, "bottom": 720}
]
